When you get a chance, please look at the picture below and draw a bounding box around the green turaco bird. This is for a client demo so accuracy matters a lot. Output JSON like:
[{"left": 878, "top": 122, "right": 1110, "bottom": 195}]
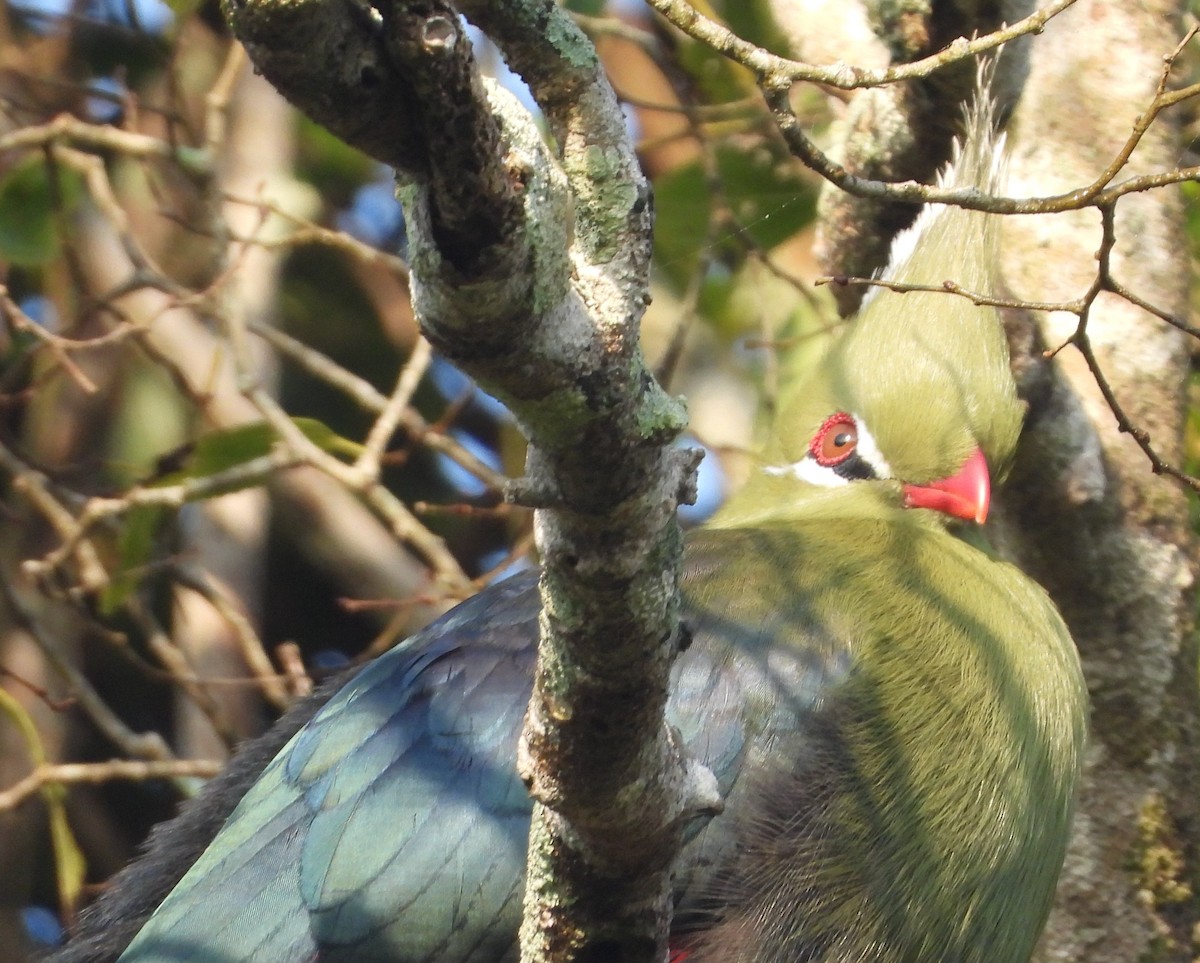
[{"left": 51, "top": 90, "right": 1087, "bottom": 963}]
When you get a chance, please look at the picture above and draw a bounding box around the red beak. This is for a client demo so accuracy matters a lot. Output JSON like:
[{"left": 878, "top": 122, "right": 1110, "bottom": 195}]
[{"left": 902, "top": 447, "right": 991, "bottom": 524}]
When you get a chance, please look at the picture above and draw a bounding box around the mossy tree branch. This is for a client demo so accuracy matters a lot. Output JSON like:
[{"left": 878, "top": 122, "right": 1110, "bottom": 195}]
[{"left": 221, "top": 0, "right": 714, "bottom": 959}]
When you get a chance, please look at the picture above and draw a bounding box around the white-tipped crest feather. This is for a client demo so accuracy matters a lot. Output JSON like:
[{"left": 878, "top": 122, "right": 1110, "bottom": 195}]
[{"left": 869, "top": 64, "right": 1007, "bottom": 303}]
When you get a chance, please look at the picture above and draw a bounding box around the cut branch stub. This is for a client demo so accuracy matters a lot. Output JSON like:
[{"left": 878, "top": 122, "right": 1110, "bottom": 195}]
[{"left": 380, "top": 2, "right": 526, "bottom": 274}]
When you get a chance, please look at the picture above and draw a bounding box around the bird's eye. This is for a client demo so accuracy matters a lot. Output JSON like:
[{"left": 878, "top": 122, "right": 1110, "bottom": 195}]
[
  {"left": 810, "top": 413, "right": 859, "bottom": 467},
  {"left": 765, "top": 410, "right": 887, "bottom": 487}
]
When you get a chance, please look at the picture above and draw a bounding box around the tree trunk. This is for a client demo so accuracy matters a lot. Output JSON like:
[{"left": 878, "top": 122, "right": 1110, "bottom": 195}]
[{"left": 996, "top": 2, "right": 1200, "bottom": 959}]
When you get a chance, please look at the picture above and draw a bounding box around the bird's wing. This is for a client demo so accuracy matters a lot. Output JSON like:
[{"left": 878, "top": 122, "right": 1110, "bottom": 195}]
[
  {"left": 119, "top": 571, "right": 541, "bottom": 963},
  {"left": 289, "top": 572, "right": 539, "bottom": 962},
  {"left": 119, "top": 531, "right": 845, "bottom": 963}
]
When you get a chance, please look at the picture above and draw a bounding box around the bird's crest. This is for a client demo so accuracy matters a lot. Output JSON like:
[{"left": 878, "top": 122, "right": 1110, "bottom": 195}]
[
  {"left": 839, "top": 67, "right": 1022, "bottom": 483},
  {"left": 875, "top": 67, "right": 1006, "bottom": 303}
]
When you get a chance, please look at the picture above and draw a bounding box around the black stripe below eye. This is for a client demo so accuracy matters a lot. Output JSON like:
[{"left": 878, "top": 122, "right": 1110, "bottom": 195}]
[{"left": 833, "top": 452, "right": 876, "bottom": 481}]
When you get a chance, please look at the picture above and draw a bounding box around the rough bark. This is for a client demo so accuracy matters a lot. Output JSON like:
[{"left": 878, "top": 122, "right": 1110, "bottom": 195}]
[
  {"left": 996, "top": 2, "right": 1200, "bottom": 959},
  {"left": 221, "top": 1, "right": 712, "bottom": 959}
]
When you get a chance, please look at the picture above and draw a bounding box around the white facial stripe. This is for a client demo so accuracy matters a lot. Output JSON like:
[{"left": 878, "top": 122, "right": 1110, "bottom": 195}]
[
  {"left": 853, "top": 418, "right": 892, "bottom": 479},
  {"left": 795, "top": 457, "right": 849, "bottom": 487},
  {"left": 762, "top": 412, "right": 893, "bottom": 487},
  {"left": 763, "top": 459, "right": 849, "bottom": 487}
]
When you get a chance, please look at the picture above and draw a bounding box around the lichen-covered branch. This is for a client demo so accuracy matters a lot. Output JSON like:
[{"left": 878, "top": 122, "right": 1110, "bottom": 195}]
[{"left": 223, "top": 1, "right": 712, "bottom": 959}]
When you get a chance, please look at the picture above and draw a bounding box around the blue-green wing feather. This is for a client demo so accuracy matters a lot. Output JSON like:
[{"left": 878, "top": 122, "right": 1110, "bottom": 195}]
[
  {"left": 120, "top": 533, "right": 839, "bottom": 962},
  {"left": 120, "top": 573, "right": 542, "bottom": 962},
  {"left": 119, "top": 755, "right": 317, "bottom": 961}
]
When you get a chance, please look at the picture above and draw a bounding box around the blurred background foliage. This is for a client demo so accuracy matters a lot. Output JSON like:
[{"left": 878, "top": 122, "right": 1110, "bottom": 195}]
[{"left": 0, "top": 0, "right": 843, "bottom": 956}]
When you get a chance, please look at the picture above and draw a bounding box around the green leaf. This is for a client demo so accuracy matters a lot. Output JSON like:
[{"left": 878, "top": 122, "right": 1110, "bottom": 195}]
[
  {"left": 673, "top": 9, "right": 758, "bottom": 106},
  {"left": 155, "top": 422, "right": 276, "bottom": 483},
  {"left": 151, "top": 417, "right": 365, "bottom": 487},
  {"left": 1182, "top": 181, "right": 1200, "bottom": 257},
  {"left": 719, "top": 147, "right": 817, "bottom": 248},
  {"left": 0, "top": 688, "right": 87, "bottom": 916},
  {"left": 652, "top": 161, "right": 712, "bottom": 282},
  {"left": 162, "top": 0, "right": 203, "bottom": 16},
  {"left": 0, "top": 158, "right": 82, "bottom": 267},
  {"left": 47, "top": 787, "right": 88, "bottom": 917},
  {"left": 103, "top": 418, "right": 365, "bottom": 613},
  {"left": 711, "top": 0, "right": 790, "bottom": 56},
  {"left": 653, "top": 144, "right": 816, "bottom": 284},
  {"left": 99, "top": 504, "right": 170, "bottom": 617},
  {"left": 294, "top": 416, "right": 368, "bottom": 460}
]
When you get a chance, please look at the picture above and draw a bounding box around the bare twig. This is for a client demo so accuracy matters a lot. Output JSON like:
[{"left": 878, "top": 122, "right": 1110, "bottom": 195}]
[
  {"left": 0, "top": 759, "right": 222, "bottom": 812},
  {"left": 356, "top": 338, "right": 432, "bottom": 479},
  {"left": 0, "top": 577, "right": 177, "bottom": 766},
  {"left": 644, "top": 0, "right": 1078, "bottom": 88},
  {"left": 171, "top": 566, "right": 292, "bottom": 711}
]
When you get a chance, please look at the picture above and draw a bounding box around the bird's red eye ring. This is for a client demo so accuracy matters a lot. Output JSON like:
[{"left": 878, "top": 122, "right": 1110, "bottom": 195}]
[{"left": 809, "top": 412, "right": 858, "bottom": 466}]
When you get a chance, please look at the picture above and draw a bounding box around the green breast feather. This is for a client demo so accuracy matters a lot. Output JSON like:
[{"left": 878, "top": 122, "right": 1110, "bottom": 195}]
[{"left": 671, "top": 507, "right": 1085, "bottom": 963}]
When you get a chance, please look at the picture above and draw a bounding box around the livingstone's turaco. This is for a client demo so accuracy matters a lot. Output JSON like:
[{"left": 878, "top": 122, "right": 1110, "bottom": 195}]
[{"left": 49, "top": 77, "right": 1087, "bottom": 963}]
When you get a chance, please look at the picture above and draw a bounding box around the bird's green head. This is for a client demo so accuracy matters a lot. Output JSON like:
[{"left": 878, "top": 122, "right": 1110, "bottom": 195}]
[{"left": 724, "top": 93, "right": 1024, "bottom": 529}]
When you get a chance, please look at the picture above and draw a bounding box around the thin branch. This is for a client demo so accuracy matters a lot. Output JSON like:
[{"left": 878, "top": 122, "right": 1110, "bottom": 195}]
[
  {"left": 0, "top": 113, "right": 208, "bottom": 168},
  {"left": 126, "top": 598, "right": 243, "bottom": 748},
  {"left": 356, "top": 338, "right": 433, "bottom": 479},
  {"left": 643, "top": 0, "right": 1078, "bottom": 88},
  {"left": 0, "top": 759, "right": 222, "bottom": 812},
  {"left": 763, "top": 80, "right": 1200, "bottom": 214},
  {"left": 0, "top": 577, "right": 178, "bottom": 766},
  {"left": 203, "top": 43, "right": 247, "bottom": 153},
  {"left": 223, "top": 194, "right": 410, "bottom": 276},
  {"left": 1054, "top": 204, "right": 1200, "bottom": 493},
  {"left": 249, "top": 322, "right": 508, "bottom": 490},
  {"left": 0, "top": 289, "right": 99, "bottom": 393},
  {"left": 171, "top": 566, "right": 292, "bottom": 711},
  {"left": 19, "top": 451, "right": 300, "bottom": 590},
  {"left": 241, "top": 384, "right": 473, "bottom": 592},
  {"left": 815, "top": 274, "right": 1089, "bottom": 315},
  {"left": 0, "top": 441, "right": 109, "bottom": 595}
]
